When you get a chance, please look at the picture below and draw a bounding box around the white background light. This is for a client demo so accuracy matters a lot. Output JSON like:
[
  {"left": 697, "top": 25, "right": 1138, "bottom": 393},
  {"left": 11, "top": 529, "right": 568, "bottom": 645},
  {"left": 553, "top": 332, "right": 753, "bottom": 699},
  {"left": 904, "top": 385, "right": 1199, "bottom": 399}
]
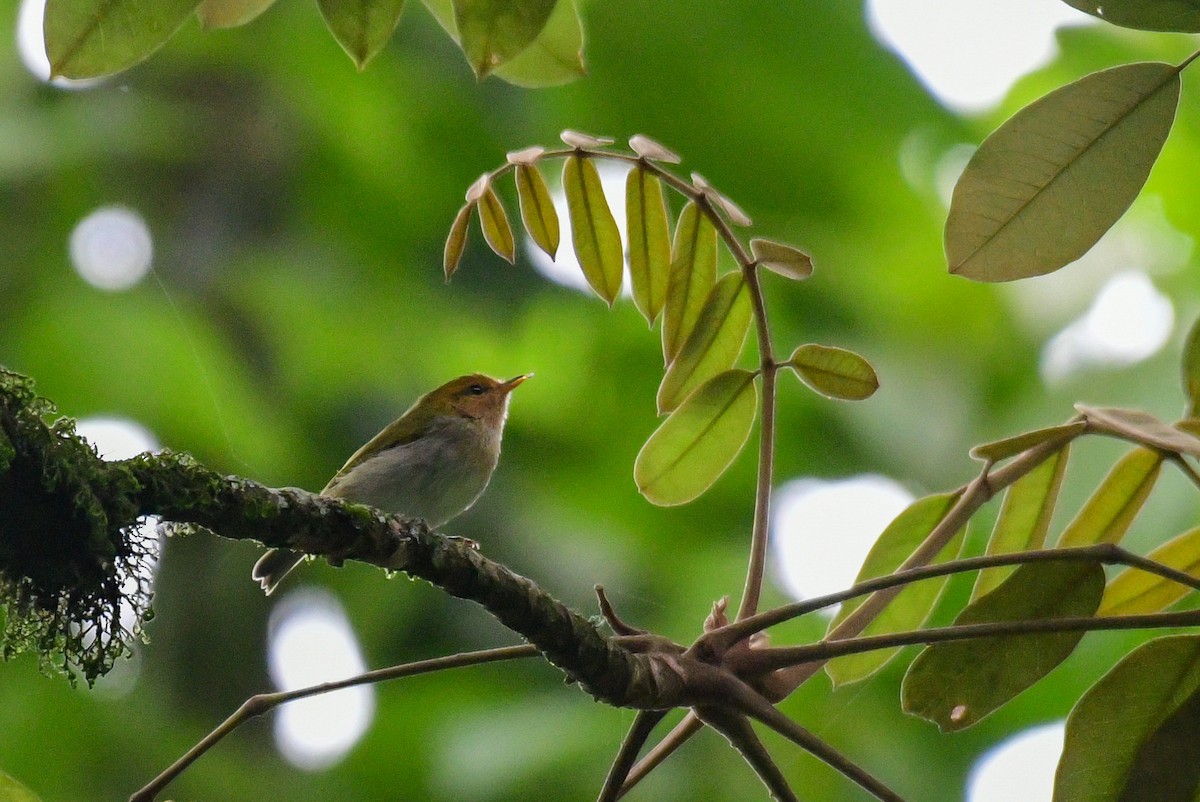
[
  {"left": 268, "top": 590, "right": 374, "bottom": 771},
  {"left": 867, "top": 0, "right": 1091, "bottom": 113},
  {"left": 69, "top": 206, "right": 154, "bottom": 291},
  {"left": 15, "top": 0, "right": 101, "bottom": 88},
  {"left": 771, "top": 476, "right": 914, "bottom": 608},
  {"left": 967, "top": 722, "right": 1065, "bottom": 802}
]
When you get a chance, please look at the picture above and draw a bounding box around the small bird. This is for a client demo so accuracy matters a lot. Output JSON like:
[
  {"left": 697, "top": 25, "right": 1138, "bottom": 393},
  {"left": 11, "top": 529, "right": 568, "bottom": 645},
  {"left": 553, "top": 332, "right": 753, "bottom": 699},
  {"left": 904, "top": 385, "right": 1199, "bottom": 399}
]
[{"left": 253, "top": 373, "right": 530, "bottom": 594}]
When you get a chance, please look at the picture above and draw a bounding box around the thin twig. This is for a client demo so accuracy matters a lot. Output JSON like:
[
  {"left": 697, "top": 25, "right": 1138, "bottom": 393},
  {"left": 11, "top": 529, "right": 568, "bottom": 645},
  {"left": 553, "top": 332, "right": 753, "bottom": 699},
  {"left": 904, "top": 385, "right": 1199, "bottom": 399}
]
[
  {"left": 697, "top": 708, "right": 798, "bottom": 802},
  {"left": 131, "top": 645, "right": 538, "bottom": 802},
  {"left": 1170, "top": 452, "right": 1200, "bottom": 493},
  {"left": 703, "top": 542, "right": 1200, "bottom": 653},
  {"left": 596, "top": 585, "right": 648, "bottom": 636},
  {"left": 595, "top": 710, "right": 667, "bottom": 802},
  {"left": 744, "top": 607, "right": 1200, "bottom": 674},
  {"left": 618, "top": 712, "right": 704, "bottom": 798}
]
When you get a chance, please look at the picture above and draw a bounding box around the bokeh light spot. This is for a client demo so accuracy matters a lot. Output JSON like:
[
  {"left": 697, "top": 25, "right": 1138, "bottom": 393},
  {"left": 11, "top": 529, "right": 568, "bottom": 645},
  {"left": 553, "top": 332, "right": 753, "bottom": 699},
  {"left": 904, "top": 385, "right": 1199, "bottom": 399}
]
[
  {"left": 771, "top": 476, "right": 913, "bottom": 610},
  {"left": 76, "top": 416, "right": 160, "bottom": 461},
  {"left": 867, "top": 0, "right": 1091, "bottom": 113},
  {"left": 268, "top": 590, "right": 374, "bottom": 771},
  {"left": 69, "top": 206, "right": 154, "bottom": 291},
  {"left": 967, "top": 721, "right": 1065, "bottom": 802}
]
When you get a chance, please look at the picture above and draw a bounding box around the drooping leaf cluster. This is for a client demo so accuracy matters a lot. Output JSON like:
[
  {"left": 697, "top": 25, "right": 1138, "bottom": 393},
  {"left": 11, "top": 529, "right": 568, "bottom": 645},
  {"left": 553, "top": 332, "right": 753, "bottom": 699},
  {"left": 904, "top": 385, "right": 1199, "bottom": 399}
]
[{"left": 42, "top": 0, "right": 585, "bottom": 81}]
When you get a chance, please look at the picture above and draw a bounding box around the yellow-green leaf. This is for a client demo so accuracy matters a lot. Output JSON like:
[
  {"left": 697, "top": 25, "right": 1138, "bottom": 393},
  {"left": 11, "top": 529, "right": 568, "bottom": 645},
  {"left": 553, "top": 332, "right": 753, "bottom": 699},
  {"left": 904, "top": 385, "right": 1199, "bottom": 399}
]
[
  {"left": 1055, "top": 635, "right": 1200, "bottom": 802},
  {"left": 969, "top": 421, "right": 1087, "bottom": 463},
  {"left": 1077, "top": 404, "right": 1200, "bottom": 458},
  {"left": 904, "top": 560, "right": 1103, "bottom": 731},
  {"left": 478, "top": 185, "right": 515, "bottom": 264},
  {"left": 946, "top": 62, "right": 1181, "bottom": 282},
  {"left": 1100, "top": 525, "right": 1200, "bottom": 616},
  {"left": 662, "top": 201, "right": 717, "bottom": 363},
  {"left": 788, "top": 344, "right": 878, "bottom": 401},
  {"left": 973, "top": 445, "right": 1069, "bottom": 600},
  {"left": 197, "top": 0, "right": 276, "bottom": 27},
  {"left": 44, "top": 0, "right": 200, "bottom": 79},
  {"left": 515, "top": 164, "right": 559, "bottom": 260},
  {"left": 1061, "top": 1, "right": 1200, "bottom": 32},
  {"left": 657, "top": 273, "right": 751, "bottom": 414},
  {"left": 626, "top": 166, "right": 671, "bottom": 324},
  {"left": 562, "top": 154, "right": 623, "bottom": 304},
  {"left": 1184, "top": 315, "right": 1200, "bottom": 417},
  {"left": 1057, "top": 447, "right": 1162, "bottom": 548},
  {"left": 827, "top": 492, "right": 964, "bottom": 686},
  {"left": 0, "top": 770, "right": 42, "bottom": 802},
  {"left": 444, "top": 202, "right": 474, "bottom": 280},
  {"left": 634, "top": 370, "right": 757, "bottom": 506},
  {"left": 318, "top": 0, "right": 406, "bottom": 70},
  {"left": 750, "top": 237, "right": 813, "bottom": 281},
  {"left": 452, "top": 0, "right": 557, "bottom": 78}
]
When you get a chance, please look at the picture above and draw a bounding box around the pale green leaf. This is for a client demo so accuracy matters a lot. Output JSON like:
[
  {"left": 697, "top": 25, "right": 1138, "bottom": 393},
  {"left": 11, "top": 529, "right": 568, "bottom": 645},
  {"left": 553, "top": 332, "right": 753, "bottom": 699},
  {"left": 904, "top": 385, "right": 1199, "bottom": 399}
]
[
  {"left": 657, "top": 273, "right": 751, "bottom": 414},
  {"left": 196, "top": 0, "right": 277, "bottom": 28},
  {"left": 421, "top": 0, "right": 584, "bottom": 86},
  {"left": 973, "top": 445, "right": 1070, "bottom": 600},
  {"left": 946, "top": 62, "right": 1181, "bottom": 282},
  {"left": 827, "top": 492, "right": 963, "bottom": 686},
  {"left": 44, "top": 0, "right": 201, "bottom": 79},
  {"left": 1061, "top": 1, "right": 1200, "bottom": 32},
  {"left": 969, "top": 421, "right": 1087, "bottom": 463},
  {"left": 1100, "top": 525, "right": 1200, "bottom": 615},
  {"left": 0, "top": 770, "right": 43, "bottom": 802},
  {"left": 479, "top": 185, "right": 515, "bottom": 263},
  {"left": 634, "top": 370, "right": 757, "bottom": 506},
  {"left": 750, "top": 237, "right": 813, "bottom": 281},
  {"left": 662, "top": 201, "right": 717, "bottom": 362},
  {"left": 452, "top": 0, "right": 557, "bottom": 78},
  {"left": 562, "top": 155, "right": 623, "bottom": 304},
  {"left": 1185, "top": 315, "right": 1200, "bottom": 417},
  {"left": 1057, "top": 447, "right": 1162, "bottom": 548},
  {"left": 318, "top": 0, "right": 406, "bottom": 70},
  {"left": 515, "top": 164, "right": 559, "bottom": 259},
  {"left": 788, "top": 344, "right": 878, "bottom": 401},
  {"left": 629, "top": 134, "right": 681, "bottom": 164},
  {"left": 1077, "top": 404, "right": 1200, "bottom": 457},
  {"left": 626, "top": 166, "right": 671, "bottom": 324},
  {"left": 1055, "top": 635, "right": 1200, "bottom": 801},
  {"left": 904, "top": 560, "right": 1103, "bottom": 731},
  {"left": 443, "top": 202, "right": 474, "bottom": 281}
]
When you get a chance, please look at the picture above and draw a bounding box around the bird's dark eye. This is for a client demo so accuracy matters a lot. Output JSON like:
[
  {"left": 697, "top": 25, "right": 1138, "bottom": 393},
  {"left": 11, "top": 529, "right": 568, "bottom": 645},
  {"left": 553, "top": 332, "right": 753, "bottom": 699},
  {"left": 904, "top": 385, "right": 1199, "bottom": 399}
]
[{"left": 468, "top": 384, "right": 486, "bottom": 395}]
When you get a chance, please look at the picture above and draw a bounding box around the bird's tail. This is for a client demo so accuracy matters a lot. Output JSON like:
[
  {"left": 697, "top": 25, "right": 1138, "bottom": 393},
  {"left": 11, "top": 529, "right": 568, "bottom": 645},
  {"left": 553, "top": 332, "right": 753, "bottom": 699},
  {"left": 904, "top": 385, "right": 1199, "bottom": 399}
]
[{"left": 252, "top": 548, "right": 305, "bottom": 595}]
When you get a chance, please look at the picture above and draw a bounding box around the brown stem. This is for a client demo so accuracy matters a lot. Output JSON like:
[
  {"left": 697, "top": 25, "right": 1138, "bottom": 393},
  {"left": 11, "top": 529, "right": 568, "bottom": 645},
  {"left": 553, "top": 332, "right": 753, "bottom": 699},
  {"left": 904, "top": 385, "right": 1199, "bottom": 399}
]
[
  {"left": 618, "top": 712, "right": 705, "bottom": 798},
  {"left": 697, "top": 708, "right": 798, "bottom": 802},
  {"left": 130, "top": 645, "right": 538, "bottom": 802},
  {"left": 595, "top": 710, "right": 667, "bottom": 802}
]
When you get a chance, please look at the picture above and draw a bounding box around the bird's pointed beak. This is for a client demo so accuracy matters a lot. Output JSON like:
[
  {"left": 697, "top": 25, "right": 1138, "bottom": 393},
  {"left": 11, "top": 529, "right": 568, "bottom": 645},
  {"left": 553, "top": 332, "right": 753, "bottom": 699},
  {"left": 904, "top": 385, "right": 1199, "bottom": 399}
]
[{"left": 501, "top": 373, "right": 533, "bottom": 393}]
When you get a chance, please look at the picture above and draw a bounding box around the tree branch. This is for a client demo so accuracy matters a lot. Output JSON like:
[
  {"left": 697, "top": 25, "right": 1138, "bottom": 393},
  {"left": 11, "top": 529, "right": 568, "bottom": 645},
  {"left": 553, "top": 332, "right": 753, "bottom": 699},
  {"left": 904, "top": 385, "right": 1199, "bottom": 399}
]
[{"left": 697, "top": 708, "right": 798, "bottom": 802}]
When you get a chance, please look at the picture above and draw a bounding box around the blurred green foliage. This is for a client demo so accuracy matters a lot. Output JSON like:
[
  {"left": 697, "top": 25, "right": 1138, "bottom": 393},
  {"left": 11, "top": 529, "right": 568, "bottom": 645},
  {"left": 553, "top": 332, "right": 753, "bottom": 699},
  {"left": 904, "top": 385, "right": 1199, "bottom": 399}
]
[{"left": 1, "top": 1, "right": 1199, "bottom": 801}]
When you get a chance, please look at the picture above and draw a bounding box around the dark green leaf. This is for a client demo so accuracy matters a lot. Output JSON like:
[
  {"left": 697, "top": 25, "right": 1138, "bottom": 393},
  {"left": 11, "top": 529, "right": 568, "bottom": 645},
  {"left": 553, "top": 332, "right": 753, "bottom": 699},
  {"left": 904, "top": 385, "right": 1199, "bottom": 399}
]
[
  {"left": 515, "top": 165, "right": 559, "bottom": 260},
  {"left": 662, "top": 201, "right": 717, "bottom": 362},
  {"left": 788, "top": 344, "right": 878, "bottom": 401},
  {"left": 562, "top": 155, "right": 623, "bottom": 304},
  {"left": 827, "top": 492, "right": 963, "bottom": 686},
  {"left": 946, "top": 63, "right": 1181, "bottom": 282},
  {"left": 478, "top": 185, "right": 515, "bottom": 263},
  {"left": 443, "top": 202, "right": 474, "bottom": 281},
  {"left": 1057, "top": 448, "right": 1162, "bottom": 548},
  {"left": 1185, "top": 315, "right": 1200, "bottom": 417},
  {"left": 1055, "top": 635, "right": 1200, "bottom": 801},
  {"left": 44, "top": 0, "right": 200, "bottom": 79},
  {"left": 196, "top": 0, "right": 277, "bottom": 28},
  {"left": 318, "top": 0, "right": 406, "bottom": 70},
  {"left": 973, "top": 445, "right": 1069, "bottom": 600},
  {"left": 750, "top": 237, "right": 813, "bottom": 281},
  {"left": 903, "top": 560, "right": 1103, "bottom": 731},
  {"left": 634, "top": 370, "right": 757, "bottom": 506},
  {"left": 1061, "top": 1, "right": 1200, "bottom": 32},
  {"left": 1077, "top": 404, "right": 1200, "bottom": 457},
  {"left": 969, "top": 421, "right": 1087, "bottom": 463},
  {"left": 452, "top": 0, "right": 557, "bottom": 78},
  {"left": 626, "top": 166, "right": 671, "bottom": 324},
  {"left": 657, "top": 273, "right": 751, "bottom": 414},
  {"left": 1100, "top": 525, "right": 1200, "bottom": 615}
]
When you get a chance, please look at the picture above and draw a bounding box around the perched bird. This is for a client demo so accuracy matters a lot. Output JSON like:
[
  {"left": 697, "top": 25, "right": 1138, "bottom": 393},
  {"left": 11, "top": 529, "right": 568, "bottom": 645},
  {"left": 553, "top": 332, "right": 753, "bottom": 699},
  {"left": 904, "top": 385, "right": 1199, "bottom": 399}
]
[{"left": 253, "top": 373, "right": 530, "bottom": 594}]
